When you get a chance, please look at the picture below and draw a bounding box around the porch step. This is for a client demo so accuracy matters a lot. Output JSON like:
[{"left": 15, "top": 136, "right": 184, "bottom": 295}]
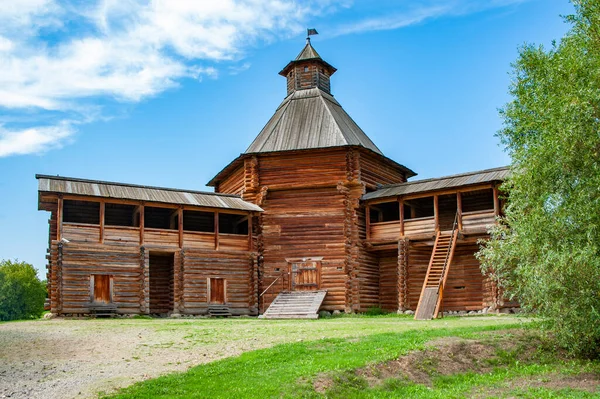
[
  {"left": 261, "top": 290, "right": 327, "bottom": 319},
  {"left": 208, "top": 305, "right": 232, "bottom": 317}
]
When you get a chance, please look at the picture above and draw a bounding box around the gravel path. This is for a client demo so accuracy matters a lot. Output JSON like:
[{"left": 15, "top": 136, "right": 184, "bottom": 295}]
[{"left": 0, "top": 318, "right": 264, "bottom": 399}]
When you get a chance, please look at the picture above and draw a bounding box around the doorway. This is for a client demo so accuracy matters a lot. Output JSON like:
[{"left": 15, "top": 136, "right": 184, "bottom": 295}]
[
  {"left": 149, "top": 252, "right": 174, "bottom": 314},
  {"left": 289, "top": 259, "right": 321, "bottom": 291},
  {"left": 92, "top": 274, "right": 112, "bottom": 304},
  {"left": 209, "top": 278, "right": 226, "bottom": 304}
]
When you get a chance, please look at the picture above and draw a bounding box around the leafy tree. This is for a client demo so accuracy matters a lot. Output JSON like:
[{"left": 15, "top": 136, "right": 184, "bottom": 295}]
[
  {"left": 0, "top": 260, "right": 47, "bottom": 321},
  {"left": 478, "top": 0, "right": 600, "bottom": 357}
]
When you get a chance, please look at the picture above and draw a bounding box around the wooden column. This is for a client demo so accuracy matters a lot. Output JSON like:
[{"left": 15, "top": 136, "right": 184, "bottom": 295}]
[
  {"left": 178, "top": 207, "right": 183, "bottom": 248},
  {"left": 493, "top": 185, "right": 500, "bottom": 217},
  {"left": 214, "top": 211, "right": 220, "bottom": 250},
  {"left": 434, "top": 195, "right": 439, "bottom": 232},
  {"left": 248, "top": 214, "right": 253, "bottom": 250},
  {"left": 57, "top": 196, "right": 63, "bottom": 242},
  {"left": 399, "top": 199, "right": 405, "bottom": 237},
  {"left": 99, "top": 201, "right": 105, "bottom": 244},
  {"left": 139, "top": 204, "right": 145, "bottom": 246},
  {"left": 456, "top": 192, "right": 463, "bottom": 231},
  {"left": 365, "top": 205, "right": 371, "bottom": 240}
]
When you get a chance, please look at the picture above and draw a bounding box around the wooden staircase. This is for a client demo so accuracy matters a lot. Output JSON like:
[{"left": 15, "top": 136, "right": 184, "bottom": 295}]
[
  {"left": 208, "top": 304, "right": 232, "bottom": 317},
  {"left": 260, "top": 290, "right": 327, "bottom": 319},
  {"left": 414, "top": 219, "right": 459, "bottom": 320}
]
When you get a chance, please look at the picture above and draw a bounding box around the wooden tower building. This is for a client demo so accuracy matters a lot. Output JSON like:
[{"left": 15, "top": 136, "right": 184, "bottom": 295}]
[{"left": 38, "top": 38, "right": 511, "bottom": 318}]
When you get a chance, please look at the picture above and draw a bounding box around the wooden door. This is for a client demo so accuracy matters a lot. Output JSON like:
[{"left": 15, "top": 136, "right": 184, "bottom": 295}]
[
  {"left": 290, "top": 261, "right": 321, "bottom": 291},
  {"left": 210, "top": 278, "right": 225, "bottom": 304},
  {"left": 93, "top": 275, "right": 111, "bottom": 304}
]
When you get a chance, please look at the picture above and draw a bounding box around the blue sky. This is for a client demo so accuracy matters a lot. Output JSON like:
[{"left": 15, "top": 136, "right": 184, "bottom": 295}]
[{"left": 0, "top": 0, "right": 574, "bottom": 276}]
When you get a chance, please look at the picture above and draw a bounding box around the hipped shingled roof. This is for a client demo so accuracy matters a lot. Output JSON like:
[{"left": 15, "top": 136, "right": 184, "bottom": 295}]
[
  {"left": 245, "top": 88, "right": 383, "bottom": 154},
  {"left": 37, "top": 175, "right": 263, "bottom": 212},
  {"left": 363, "top": 166, "right": 510, "bottom": 200}
]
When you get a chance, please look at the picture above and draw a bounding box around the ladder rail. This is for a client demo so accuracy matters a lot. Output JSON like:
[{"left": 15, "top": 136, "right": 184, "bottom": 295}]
[
  {"left": 415, "top": 211, "right": 459, "bottom": 320},
  {"left": 414, "top": 231, "right": 441, "bottom": 319}
]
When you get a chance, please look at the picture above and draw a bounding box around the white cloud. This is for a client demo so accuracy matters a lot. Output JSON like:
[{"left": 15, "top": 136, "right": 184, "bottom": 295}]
[
  {"left": 0, "top": 0, "right": 532, "bottom": 157},
  {"left": 0, "top": 121, "right": 74, "bottom": 157}
]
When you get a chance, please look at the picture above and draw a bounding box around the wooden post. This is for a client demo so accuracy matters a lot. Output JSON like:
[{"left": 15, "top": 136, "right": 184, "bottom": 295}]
[
  {"left": 456, "top": 192, "right": 463, "bottom": 231},
  {"left": 214, "top": 211, "right": 219, "bottom": 250},
  {"left": 99, "top": 201, "right": 105, "bottom": 244},
  {"left": 139, "top": 204, "right": 145, "bottom": 246},
  {"left": 365, "top": 205, "right": 371, "bottom": 240},
  {"left": 434, "top": 195, "right": 439, "bottom": 232},
  {"left": 399, "top": 199, "right": 404, "bottom": 237},
  {"left": 493, "top": 185, "right": 500, "bottom": 217},
  {"left": 248, "top": 214, "right": 253, "bottom": 250},
  {"left": 57, "top": 196, "right": 63, "bottom": 242},
  {"left": 178, "top": 207, "right": 183, "bottom": 248}
]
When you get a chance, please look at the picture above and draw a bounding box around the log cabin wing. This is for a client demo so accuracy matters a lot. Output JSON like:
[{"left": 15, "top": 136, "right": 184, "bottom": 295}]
[{"left": 37, "top": 175, "right": 262, "bottom": 316}]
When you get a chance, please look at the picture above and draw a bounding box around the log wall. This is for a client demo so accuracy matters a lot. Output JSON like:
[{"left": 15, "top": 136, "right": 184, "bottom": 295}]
[
  {"left": 181, "top": 249, "right": 256, "bottom": 315},
  {"left": 378, "top": 250, "right": 399, "bottom": 312},
  {"left": 406, "top": 242, "right": 488, "bottom": 311},
  {"left": 58, "top": 243, "right": 142, "bottom": 314}
]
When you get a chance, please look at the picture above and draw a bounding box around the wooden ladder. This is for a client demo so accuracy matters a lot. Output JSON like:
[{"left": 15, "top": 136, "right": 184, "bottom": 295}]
[{"left": 414, "top": 215, "right": 459, "bottom": 320}]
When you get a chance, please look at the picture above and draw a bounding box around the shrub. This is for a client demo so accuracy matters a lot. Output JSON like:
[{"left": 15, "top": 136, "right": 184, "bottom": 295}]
[{"left": 0, "top": 260, "right": 47, "bottom": 321}]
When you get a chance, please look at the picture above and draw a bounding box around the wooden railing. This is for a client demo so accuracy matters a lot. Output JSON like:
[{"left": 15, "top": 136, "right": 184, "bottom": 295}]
[
  {"left": 404, "top": 216, "right": 436, "bottom": 236},
  {"left": 461, "top": 210, "right": 495, "bottom": 232},
  {"left": 259, "top": 272, "right": 288, "bottom": 314},
  {"left": 62, "top": 223, "right": 250, "bottom": 250},
  {"left": 369, "top": 221, "right": 400, "bottom": 241}
]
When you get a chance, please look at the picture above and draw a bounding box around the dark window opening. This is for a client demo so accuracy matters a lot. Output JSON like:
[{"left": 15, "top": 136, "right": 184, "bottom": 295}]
[
  {"left": 145, "top": 207, "right": 177, "bottom": 230},
  {"left": 63, "top": 200, "right": 100, "bottom": 224},
  {"left": 369, "top": 202, "right": 399, "bottom": 223},
  {"left": 462, "top": 189, "right": 494, "bottom": 213},
  {"left": 404, "top": 197, "right": 434, "bottom": 219},
  {"left": 105, "top": 203, "right": 138, "bottom": 227},
  {"left": 219, "top": 213, "right": 248, "bottom": 235},
  {"left": 438, "top": 194, "right": 458, "bottom": 230},
  {"left": 183, "top": 210, "right": 214, "bottom": 232}
]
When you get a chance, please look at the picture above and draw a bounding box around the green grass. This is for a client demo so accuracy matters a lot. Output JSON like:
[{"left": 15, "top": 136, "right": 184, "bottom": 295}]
[{"left": 102, "top": 316, "right": 600, "bottom": 399}]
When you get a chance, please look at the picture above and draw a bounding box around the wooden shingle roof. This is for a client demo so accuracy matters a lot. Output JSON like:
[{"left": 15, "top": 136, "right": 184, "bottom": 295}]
[
  {"left": 37, "top": 175, "right": 263, "bottom": 212},
  {"left": 363, "top": 166, "right": 510, "bottom": 200},
  {"left": 245, "top": 88, "right": 383, "bottom": 155}
]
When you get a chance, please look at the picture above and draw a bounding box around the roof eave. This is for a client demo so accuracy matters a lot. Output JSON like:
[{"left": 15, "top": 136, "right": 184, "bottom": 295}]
[{"left": 278, "top": 58, "right": 337, "bottom": 77}]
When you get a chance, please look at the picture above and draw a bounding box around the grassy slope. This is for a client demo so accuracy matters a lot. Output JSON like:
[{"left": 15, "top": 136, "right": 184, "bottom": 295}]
[{"left": 102, "top": 316, "right": 599, "bottom": 398}]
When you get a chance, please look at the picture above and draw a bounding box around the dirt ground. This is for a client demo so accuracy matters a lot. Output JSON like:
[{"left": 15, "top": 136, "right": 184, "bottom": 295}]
[
  {"left": 314, "top": 331, "right": 600, "bottom": 396},
  {"left": 0, "top": 315, "right": 521, "bottom": 399},
  {"left": 0, "top": 317, "right": 269, "bottom": 399}
]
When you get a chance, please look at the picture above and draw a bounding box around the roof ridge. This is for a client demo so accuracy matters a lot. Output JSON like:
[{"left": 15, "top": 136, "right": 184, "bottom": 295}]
[
  {"left": 378, "top": 166, "right": 510, "bottom": 189},
  {"left": 35, "top": 174, "right": 242, "bottom": 199}
]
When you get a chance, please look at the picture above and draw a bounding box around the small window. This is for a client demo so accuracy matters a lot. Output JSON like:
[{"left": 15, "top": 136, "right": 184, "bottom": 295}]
[
  {"left": 105, "top": 203, "right": 138, "bottom": 227},
  {"left": 304, "top": 66, "right": 309, "bottom": 72},
  {"left": 145, "top": 206, "right": 177, "bottom": 230},
  {"left": 183, "top": 210, "right": 214, "bottom": 232},
  {"left": 219, "top": 213, "right": 248, "bottom": 235},
  {"left": 63, "top": 200, "right": 100, "bottom": 224}
]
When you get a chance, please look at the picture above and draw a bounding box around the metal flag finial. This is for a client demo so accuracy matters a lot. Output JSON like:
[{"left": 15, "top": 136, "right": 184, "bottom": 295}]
[{"left": 306, "top": 28, "right": 318, "bottom": 43}]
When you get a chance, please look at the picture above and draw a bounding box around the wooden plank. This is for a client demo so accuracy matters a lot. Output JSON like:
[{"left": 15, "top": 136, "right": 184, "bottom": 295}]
[
  {"left": 99, "top": 201, "right": 105, "bottom": 244},
  {"left": 214, "top": 211, "right": 219, "bottom": 250},
  {"left": 178, "top": 207, "right": 183, "bottom": 248},
  {"left": 139, "top": 204, "right": 145, "bottom": 245}
]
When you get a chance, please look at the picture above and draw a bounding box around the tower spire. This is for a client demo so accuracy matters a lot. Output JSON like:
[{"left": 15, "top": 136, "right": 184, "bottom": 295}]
[{"left": 279, "top": 32, "right": 336, "bottom": 96}]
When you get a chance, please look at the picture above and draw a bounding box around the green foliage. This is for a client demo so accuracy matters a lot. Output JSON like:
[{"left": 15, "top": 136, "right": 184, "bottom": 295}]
[
  {"left": 0, "top": 259, "right": 47, "bottom": 321},
  {"left": 478, "top": 0, "right": 600, "bottom": 357}
]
